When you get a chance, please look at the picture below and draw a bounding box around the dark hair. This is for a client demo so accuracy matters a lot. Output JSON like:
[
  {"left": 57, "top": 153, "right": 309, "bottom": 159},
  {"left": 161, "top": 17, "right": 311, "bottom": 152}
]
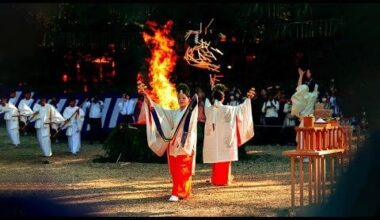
[
  {"left": 212, "top": 89, "right": 225, "bottom": 102},
  {"left": 68, "top": 96, "right": 76, "bottom": 103},
  {"left": 1, "top": 94, "right": 8, "bottom": 100},
  {"left": 176, "top": 83, "right": 191, "bottom": 97},
  {"left": 306, "top": 78, "right": 316, "bottom": 93}
]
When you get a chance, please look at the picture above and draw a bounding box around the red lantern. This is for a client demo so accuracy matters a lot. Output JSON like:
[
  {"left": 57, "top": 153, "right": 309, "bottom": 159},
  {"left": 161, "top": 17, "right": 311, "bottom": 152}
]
[{"left": 62, "top": 73, "right": 69, "bottom": 83}]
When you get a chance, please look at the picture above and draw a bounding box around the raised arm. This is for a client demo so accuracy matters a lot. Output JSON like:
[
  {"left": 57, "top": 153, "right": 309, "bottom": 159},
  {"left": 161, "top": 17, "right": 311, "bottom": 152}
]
[{"left": 297, "top": 67, "right": 305, "bottom": 87}]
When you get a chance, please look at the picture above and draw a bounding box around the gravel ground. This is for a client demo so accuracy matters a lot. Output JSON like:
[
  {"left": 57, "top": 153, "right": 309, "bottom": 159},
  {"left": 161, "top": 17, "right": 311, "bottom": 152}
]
[{"left": 0, "top": 126, "right": 319, "bottom": 217}]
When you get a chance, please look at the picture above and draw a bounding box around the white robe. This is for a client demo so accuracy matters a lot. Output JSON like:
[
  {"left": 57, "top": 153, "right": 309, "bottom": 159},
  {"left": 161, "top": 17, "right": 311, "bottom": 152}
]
[
  {"left": 203, "top": 98, "right": 254, "bottom": 163},
  {"left": 62, "top": 106, "right": 85, "bottom": 154},
  {"left": 32, "top": 103, "right": 65, "bottom": 157},
  {"left": 291, "top": 84, "right": 319, "bottom": 118},
  {"left": 0, "top": 103, "right": 20, "bottom": 146},
  {"left": 142, "top": 95, "right": 198, "bottom": 173},
  {"left": 18, "top": 100, "right": 34, "bottom": 123}
]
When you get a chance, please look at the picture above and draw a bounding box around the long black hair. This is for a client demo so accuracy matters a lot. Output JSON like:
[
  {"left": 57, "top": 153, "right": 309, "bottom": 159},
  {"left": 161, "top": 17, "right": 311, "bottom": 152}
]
[
  {"left": 303, "top": 68, "right": 316, "bottom": 93},
  {"left": 176, "top": 83, "right": 191, "bottom": 97}
]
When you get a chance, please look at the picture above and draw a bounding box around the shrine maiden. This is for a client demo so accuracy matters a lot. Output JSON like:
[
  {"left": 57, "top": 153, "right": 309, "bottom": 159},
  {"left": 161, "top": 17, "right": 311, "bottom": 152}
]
[
  {"left": 203, "top": 84, "right": 256, "bottom": 186},
  {"left": 139, "top": 82, "right": 198, "bottom": 202},
  {"left": 291, "top": 68, "right": 319, "bottom": 120}
]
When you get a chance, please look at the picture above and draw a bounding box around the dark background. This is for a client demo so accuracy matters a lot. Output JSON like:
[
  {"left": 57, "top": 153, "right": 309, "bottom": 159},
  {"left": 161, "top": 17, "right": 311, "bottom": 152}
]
[{"left": 0, "top": 3, "right": 378, "bottom": 128}]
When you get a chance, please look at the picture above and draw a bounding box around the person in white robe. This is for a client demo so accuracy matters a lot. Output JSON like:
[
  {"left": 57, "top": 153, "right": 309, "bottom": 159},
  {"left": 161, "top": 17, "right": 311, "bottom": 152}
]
[
  {"left": 8, "top": 90, "right": 17, "bottom": 105},
  {"left": 31, "top": 95, "right": 65, "bottom": 157},
  {"left": 18, "top": 91, "right": 34, "bottom": 135},
  {"left": 291, "top": 68, "right": 319, "bottom": 121},
  {"left": 118, "top": 93, "right": 138, "bottom": 124},
  {"left": 62, "top": 98, "right": 85, "bottom": 155},
  {"left": 138, "top": 82, "right": 198, "bottom": 202},
  {"left": 82, "top": 95, "right": 104, "bottom": 144},
  {"left": 291, "top": 68, "right": 319, "bottom": 163},
  {"left": 0, "top": 96, "right": 20, "bottom": 146},
  {"left": 202, "top": 82, "right": 256, "bottom": 186}
]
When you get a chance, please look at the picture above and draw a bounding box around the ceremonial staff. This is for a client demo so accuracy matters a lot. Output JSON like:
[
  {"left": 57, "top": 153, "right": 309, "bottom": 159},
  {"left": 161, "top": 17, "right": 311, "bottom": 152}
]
[
  {"left": 52, "top": 108, "right": 80, "bottom": 138},
  {"left": 20, "top": 111, "right": 39, "bottom": 131}
]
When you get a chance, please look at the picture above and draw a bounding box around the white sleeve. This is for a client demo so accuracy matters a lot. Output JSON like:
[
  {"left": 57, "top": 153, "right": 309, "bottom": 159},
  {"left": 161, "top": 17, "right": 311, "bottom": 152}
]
[
  {"left": 262, "top": 102, "right": 266, "bottom": 113},
  {"left": 275, "top": 101, "right": 280, "bottom": 111},
  {"left": 118, "top": 101, "right": 123, "bottom": 112}
]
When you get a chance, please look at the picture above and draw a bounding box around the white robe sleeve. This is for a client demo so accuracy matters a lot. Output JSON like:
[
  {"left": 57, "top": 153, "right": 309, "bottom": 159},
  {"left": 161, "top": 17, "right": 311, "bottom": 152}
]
[
  {"left": 143, "top": 98, "right": 174, "bottom": 157},
  {"left": 18, "top": 102, "right": 33, "bottom": 123},
  {"left": 171, "top": 95, "right": 198, "bottom": 155},
  {"left": 291, "top": 84, "right": 319, "bottom": 117},
  {"left": 49, "top": 105, "right": 65, "bottom": 130},
  {"left": 76, "top": 108, "right": 85, "bottom": 131},
  {"left": 233, "top": 98, "right": 255, "bottom": 146}
]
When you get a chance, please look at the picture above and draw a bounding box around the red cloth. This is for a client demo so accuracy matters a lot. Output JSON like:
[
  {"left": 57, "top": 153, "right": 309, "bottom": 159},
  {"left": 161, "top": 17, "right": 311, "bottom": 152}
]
[
  {"left": 211, "top": 162, "right": 231, "bottom": 186},
  {"left": 168, "top": 154, "right": 193, "bottom": 199}
]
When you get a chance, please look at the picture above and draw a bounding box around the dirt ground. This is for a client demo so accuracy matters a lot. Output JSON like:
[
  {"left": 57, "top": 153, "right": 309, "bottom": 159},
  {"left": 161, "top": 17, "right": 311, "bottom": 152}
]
[{"left": 0, "top": 126, "right": 313, "bottom": 217}]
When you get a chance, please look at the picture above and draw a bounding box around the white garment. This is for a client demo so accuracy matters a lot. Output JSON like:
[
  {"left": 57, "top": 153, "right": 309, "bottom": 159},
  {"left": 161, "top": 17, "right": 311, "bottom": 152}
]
[
  {"left": 18, "top": 99, "right": 34, "bottom": 123},
  {"left": 18, "top": 98, "right": 34, "bottom": 108},
  {"left": 118, "top": 98, "right": 137, "bottom": 115},
  {"left": 0, "top": 103, "right": 20, "bottom": 146},
  {"left": 83, "top": 101, "right": 103, "bottom": 118},
  {"left": 9, "top": 97, "right": 17, "bottom": 105},
  {"left": 283, "top": 102, "right": 296, "bottom": 127},
  {"left": 291, "top": 84, "right": 319, "bottom": 118},
  {"left": 203, "top": 98, "right": 254, "bottom": 163},
  {"left": 63, "top": 106, "right": 85, "bottom": 154},
  {"left": 32, "top": 103, "right": 65, "bottom": 156},
  {"left": 262, "top": 100, "right": 280, "bottom": 118},
  {"left": 228, "top": 100, "right": 240, "bottom": 106},
  {"left": 142, "top": 95, "right": 198, "bottom": 174}
]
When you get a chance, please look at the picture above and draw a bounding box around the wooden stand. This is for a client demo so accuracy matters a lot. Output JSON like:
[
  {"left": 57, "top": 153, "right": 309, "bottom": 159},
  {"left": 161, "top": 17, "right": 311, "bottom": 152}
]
[{"left": 283, "top": 122, "right": 352, "bottom": 208}]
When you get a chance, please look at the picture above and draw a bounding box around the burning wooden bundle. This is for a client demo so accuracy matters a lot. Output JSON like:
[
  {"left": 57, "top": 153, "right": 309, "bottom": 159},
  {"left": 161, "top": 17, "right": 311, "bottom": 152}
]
[{"left": 184, "top": 18, "right": 224, "bottom": 72}]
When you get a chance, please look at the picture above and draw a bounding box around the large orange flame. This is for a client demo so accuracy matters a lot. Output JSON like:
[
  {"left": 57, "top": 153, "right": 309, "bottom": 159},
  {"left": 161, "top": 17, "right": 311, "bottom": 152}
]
[{"left": 142, "top": 20, "right": 179, "bottom": 109}]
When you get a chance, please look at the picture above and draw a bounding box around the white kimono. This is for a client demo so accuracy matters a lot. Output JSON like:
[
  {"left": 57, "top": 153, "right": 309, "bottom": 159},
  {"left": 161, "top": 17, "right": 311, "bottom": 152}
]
[
  {"left": 142, "top": 95, "right": 198, "bottom": 173},
  {"left": 18, "top": 99, "right": 34, "bottom": 123},
  {"left": 291, "top": 84, "right": 319, "bottom": 118},
  {"left": 203, "top": 98, "right": 254, "bottom": 163},
  {"left": 32, "top": 103, "right": 65, "bottom": 157},
  {"left": 62, "top": 106, "right": 85, "bottom": 154},
  {"left": 0, "top": 103, "right": 20, "bottom": 146}
]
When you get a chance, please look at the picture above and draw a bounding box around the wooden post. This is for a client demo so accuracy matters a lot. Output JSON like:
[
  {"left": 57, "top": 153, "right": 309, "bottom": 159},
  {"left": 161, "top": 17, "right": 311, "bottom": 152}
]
[
  {"left": 348, "top": 127, "right": 353, "bottom": 162},
  {"left": 330, "top": 156, "right": 335, "bottom": 193},
  {"left": 316, "top": 157, "right": 321, "bottom": 203},
  {"left": 313, "top": 157, "right": 317, "bottom": 203},
  {"left": 291, "top": 156, "right": 295, "bottom": 208},
  {"left": 300, "top": 156, "right": 304, "bottom": 207},
  {"left": 308, "top": 156, "right": 313, "bottom": 205},
  {"left": 321, "top": 156, "right": 326, "bottom": 203}
]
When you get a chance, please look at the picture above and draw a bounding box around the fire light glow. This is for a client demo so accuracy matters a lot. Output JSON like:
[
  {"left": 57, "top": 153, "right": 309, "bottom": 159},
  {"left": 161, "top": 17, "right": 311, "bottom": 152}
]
[{"left": 142, "top": 20, "right": 179, "bottom": 109}]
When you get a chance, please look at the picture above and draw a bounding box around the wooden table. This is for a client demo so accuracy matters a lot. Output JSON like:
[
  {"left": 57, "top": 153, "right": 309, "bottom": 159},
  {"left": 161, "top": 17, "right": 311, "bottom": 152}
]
[
  {"left": 283, "top": 149, "right": 345, "bottom": 208},
  {"left": 283, "top": 123, "right": 351, "bottom": 208}
]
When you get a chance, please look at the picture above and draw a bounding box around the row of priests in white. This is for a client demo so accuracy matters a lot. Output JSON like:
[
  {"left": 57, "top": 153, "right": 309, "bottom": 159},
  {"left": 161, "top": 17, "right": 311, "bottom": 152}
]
[
  {"left": 1, "top": 92, "right": 87, "bottom": 157},
  {"left": 0, "top": 96, "right": 21, "bottom": 146}
]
